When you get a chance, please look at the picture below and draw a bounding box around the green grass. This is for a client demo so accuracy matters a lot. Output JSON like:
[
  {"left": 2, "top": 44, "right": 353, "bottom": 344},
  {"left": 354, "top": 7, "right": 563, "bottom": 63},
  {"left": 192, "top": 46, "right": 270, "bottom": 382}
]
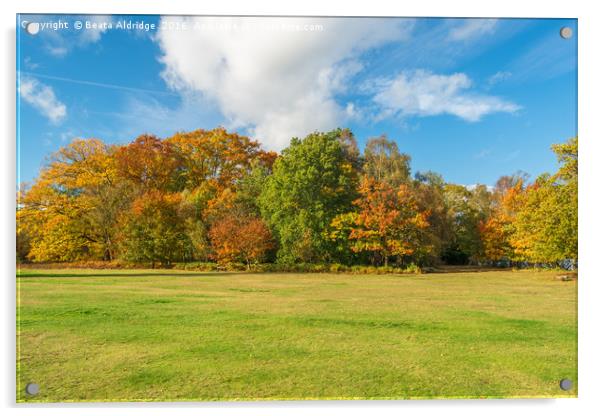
[{"left": 16, "top": 269, "right": 577, "bottom": 402}]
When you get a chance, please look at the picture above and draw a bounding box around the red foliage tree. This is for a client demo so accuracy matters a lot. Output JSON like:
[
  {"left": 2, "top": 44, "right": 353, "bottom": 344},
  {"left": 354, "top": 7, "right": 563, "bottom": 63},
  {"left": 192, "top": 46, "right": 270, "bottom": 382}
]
[
  {"left": 114, "top": 134, "right": 182, "bottom": 192},
  {"left": 209, "top": 214, "right": 274, "bottom": 268}
]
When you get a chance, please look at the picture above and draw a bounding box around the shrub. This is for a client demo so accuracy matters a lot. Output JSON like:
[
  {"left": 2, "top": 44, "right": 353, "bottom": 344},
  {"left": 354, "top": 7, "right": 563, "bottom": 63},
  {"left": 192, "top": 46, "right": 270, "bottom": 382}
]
[{"left": 404, "top": 263, "right": 422, "bottom": 274}]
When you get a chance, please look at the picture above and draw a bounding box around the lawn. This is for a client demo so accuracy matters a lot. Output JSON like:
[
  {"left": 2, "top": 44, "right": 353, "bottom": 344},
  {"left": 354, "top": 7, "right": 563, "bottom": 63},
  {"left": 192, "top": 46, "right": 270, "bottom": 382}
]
[{"left": 16, "top": 269, "right": 577, "bottom": 402}]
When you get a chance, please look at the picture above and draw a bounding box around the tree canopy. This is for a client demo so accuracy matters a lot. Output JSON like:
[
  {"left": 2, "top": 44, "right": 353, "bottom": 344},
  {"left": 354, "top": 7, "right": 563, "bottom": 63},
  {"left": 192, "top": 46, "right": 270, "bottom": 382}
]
[{"left": 17, "top": 128, "right": 577, "bottom": 269}]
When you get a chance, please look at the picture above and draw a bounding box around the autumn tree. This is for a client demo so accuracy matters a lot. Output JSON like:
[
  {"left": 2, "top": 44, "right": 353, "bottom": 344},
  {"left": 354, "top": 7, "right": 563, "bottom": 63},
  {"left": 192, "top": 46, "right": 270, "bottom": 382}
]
[
  {"left": 16, "top": 128, "right": 577, "bottom": 269},
  {"left": 18, "top": 139, "right": 128, "bottom": 261},
  {"left": 479, "top": 136, "right": 577, "bottom": 267},
  {"left": 511, "top": 137, "right": 577, "bottom": 263},
  {"left": 167, "top": 127, "right": 275, "bottom": 190},
  {"left": 118, "top": 190, "right": 190, "bottom": 267},
  {"left": 209, "top": 214, "right": 274, "bottom": 268},
  {"left": 18, "top": 196, "right": 91, "bottom": 262},
  {"left": 114, "top": 134, "right": 182, "bottom": 192},
  {"left": 330, "top": 178, "right": 431, "bottom": 266},
  {"left": 178, "top": 184, "right": 217, "bottom": 262},
  {"left": 16, "top": 186, "right": 31, "bottom": 262},
  {"left": 552, "top": 137, "right": 578, "bottom": 181},
  {"left": 478, "top": 173, "right": 526, "bottom": 262}
]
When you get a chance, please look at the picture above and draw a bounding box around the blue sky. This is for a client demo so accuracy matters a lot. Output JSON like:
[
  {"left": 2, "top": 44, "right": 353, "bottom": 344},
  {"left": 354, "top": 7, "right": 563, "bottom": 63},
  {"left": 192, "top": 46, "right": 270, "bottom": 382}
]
[{"left": 17, "top": 15, "right": 577, "bottom": 186}]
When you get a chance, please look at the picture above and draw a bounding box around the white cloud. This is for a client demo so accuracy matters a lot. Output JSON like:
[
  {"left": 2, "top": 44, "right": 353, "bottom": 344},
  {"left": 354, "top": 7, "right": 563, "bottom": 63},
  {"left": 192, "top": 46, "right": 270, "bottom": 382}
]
[
  {"left": 155, "top": 16, "right": 413, "bottom": 150},
  {"left": 370, "top": 70, "right": 520, "bottom": 122},
  {"left": 448, "top": 19, "right": 497, "bottom": 42},
  {"left": 487, "top": 71, "right": 512, "bottom": 86},
  {"left": 19, "top": 76, "right": 67, "bottom": 123},
  {"left": 465, "top": 184, "right": 494, "bottom": 192}
]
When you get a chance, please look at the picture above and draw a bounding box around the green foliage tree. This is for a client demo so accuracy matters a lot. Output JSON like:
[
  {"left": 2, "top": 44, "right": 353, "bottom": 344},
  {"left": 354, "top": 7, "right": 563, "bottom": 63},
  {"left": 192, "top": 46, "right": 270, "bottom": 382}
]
[
  {"left": 441, "top": 184, "right": 489, "bottom": 264},
  {"left": 259, "top": 129, "right": 359, "bottom": 263},
  {"left": 363, "top": 135, "right": 411, "bottom": 186},
  {"left": 511, "top": 138, "right": 577, "bottom": 263},
  {"left": 412, "top": 171, "right": 451, "bottom": 264},
  {"left": 235, "top": 161, "right": 271, "bottom": 216}
]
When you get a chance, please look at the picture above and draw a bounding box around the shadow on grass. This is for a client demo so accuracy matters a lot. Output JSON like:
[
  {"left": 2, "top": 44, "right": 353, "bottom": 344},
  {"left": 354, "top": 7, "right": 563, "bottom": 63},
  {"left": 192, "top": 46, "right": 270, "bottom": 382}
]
[
  {"left": 16, "top": 271, "right": 231, "bottom": 278},
  {"left": 428, "top": 266, "right": 511, "bottom": 273},
  {"left": 16, "top": 268, "right": 520, "bottom": 279}
]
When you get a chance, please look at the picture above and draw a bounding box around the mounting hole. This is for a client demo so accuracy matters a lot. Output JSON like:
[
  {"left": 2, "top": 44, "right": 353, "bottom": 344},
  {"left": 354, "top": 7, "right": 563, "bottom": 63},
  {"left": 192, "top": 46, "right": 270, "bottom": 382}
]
[
  {"left": 559, "top": 27, "right": 573, "bottom": 39},
  {"left": 25, "top": 22, "right": 40, "bottom": 35},
  {"left": 559, "top": 378, "right": 573, "bottom": 391},
  {"left": 25, "top": 383, "right": 40, "bottom": 395}
]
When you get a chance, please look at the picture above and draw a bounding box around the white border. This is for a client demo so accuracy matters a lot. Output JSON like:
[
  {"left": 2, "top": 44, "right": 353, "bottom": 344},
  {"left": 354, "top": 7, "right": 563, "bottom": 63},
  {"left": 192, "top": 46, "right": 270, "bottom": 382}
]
[{"left": 2, "top": 1, "right": 601, "bottom": 415}]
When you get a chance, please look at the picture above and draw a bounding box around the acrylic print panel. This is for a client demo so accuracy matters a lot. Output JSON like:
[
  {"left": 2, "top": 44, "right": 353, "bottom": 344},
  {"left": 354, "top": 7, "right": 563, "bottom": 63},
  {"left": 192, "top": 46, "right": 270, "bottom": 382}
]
[{"left": 16, "top": 15, "right": 577, "bottom": 402}]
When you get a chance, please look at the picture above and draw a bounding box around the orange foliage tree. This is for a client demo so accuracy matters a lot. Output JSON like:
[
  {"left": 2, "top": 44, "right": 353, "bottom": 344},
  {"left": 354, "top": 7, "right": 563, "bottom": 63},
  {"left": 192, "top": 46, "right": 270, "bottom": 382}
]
[
  {"left": 114, "top": 134, "right": 182, "bottom": 192},
  {"left": 478, "top": 175, "right": 525, "bottom": 261},
  {"left": 331, "top": 178, "right": 431, "bottom": 267},
  {"left": 118, "top": 190, "right": 190, "bottom": 267},
  {"left": 18, "top": 138, "right": 127, "bottom": 261},
  {"left": 209, "top": 214, "right": 274, "bottom": 268},
  {"left": 167, "top": 127, "right": 276, "bottom": 190}
]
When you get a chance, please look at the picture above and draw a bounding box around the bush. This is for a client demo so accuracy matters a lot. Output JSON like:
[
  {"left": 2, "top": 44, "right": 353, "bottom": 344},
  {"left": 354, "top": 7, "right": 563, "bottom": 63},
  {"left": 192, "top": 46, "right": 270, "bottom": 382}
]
[
  {"left": 404, "top": 263, "right": 422, "bottom": 274},
  {"left": 173, "top": 262, "right": 219, "bottom": 272},
  {"left": 18, "top": 260, "right": 422, "bottom": 275},
  {"left": 329, "top": 263, "right": 348, "bottom": 273},
  {"left": 17, "top": 260, "right": 143, "bottom": 269}
]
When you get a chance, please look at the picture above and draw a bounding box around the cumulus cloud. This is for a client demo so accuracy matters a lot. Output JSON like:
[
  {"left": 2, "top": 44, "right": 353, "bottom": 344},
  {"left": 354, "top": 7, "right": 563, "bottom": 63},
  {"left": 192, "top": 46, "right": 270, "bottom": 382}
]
[
  {"left": 370, "top": 70, "right": 520, "bottom": 122},
  {"left": 448, "top": 19, "right": 497, "bottom": 42},
  {"left": 19, "top": 76, "right": 67, "bottom": 123},
  {"left": 155, "top": 16, "right": 413, "bottom": 150}
]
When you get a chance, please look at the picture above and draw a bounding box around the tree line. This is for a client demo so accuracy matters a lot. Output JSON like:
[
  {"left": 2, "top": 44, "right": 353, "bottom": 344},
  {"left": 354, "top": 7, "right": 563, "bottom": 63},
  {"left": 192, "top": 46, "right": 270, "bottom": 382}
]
[{"left": 16, "top": 127, "right": 577, "bottom": 269}]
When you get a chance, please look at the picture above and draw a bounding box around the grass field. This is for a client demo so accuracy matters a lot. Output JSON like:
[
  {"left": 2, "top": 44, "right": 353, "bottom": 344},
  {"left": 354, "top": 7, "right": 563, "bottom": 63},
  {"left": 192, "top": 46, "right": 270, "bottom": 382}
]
[{"left": 16, "top": 269, "right": 577, "bottom": 402}]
